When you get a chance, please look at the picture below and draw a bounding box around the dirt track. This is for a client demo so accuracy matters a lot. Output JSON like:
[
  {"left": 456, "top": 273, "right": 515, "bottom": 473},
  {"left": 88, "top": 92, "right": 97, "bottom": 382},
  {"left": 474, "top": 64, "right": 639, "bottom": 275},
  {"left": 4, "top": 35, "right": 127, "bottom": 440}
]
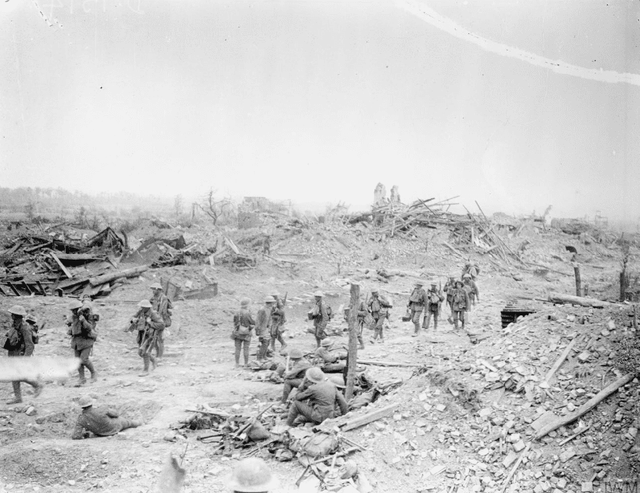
[{"left": 1, "top": 224, "right": 639, "bottom": 492}]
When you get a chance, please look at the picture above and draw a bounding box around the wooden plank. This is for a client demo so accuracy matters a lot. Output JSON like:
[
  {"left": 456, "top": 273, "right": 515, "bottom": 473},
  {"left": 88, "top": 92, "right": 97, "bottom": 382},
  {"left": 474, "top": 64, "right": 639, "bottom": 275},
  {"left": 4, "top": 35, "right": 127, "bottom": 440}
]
[
  {"left": 341, "top": 403, "right": 399, "bottom": 432},
  {"left": 541, "top": 336, "right": 581, "bottom": 387},
  {"left": 50, "top": 252, "right": 73, "bottom": 279},
  {"left": 89, "top": 265, "right": 148, "bottom": 286},
  {"left": 35, "top": 281, "right": 47, "bottom": 296},
  {"left": 547, "top": 292, "right": 611, "bottom": 308},
  {"left": 534, "top": 373, "right": 634, "bottom": 440},
  {"left": 6, "top": 282, "right": 21, "bottom": 296},
  {"left": 21, "top": 281, "right": 33, "bottom": 295}
]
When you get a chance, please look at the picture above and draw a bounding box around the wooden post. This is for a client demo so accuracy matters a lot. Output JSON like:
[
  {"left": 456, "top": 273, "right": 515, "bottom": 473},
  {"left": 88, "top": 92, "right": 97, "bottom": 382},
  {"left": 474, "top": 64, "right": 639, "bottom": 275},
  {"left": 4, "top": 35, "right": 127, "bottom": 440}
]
[
  {"left": 573, "top": 263, "right": 582, "bottom": 297},
  {"left": 345, "top": 283, "right": 360, "bottom": 401}
]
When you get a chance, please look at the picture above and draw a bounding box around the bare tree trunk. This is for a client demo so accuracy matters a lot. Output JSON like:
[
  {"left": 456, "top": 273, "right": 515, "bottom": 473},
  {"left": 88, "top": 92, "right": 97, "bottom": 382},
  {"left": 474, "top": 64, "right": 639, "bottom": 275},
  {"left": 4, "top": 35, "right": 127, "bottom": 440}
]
[
  {"left": 573, "top": 263, "right": 582, "bottom": 297},
  {"left": 345, "top": 283, "right": 360, "bottom": 401}
]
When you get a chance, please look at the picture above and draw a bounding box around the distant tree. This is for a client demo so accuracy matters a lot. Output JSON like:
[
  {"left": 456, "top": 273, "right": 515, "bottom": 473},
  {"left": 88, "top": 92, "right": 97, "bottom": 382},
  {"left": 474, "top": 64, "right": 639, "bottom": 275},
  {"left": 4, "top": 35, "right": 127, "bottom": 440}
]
[
  {"left": 24, "top": 200, "right": 36, "bottom": 222},
  {"left": 174, "top": 195, "right": 183, "bottom": 221},
  {"left": 197, "top": 189, "right": 233, "bottom": 226},
  {"left": 75, "top": 206, "right": 88, "bottom": 227}
]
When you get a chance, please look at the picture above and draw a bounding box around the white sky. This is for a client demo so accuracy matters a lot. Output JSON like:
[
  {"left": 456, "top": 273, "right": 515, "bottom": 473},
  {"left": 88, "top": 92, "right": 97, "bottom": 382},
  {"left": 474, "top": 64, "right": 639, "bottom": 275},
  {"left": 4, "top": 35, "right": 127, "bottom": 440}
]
[{"left": 1, "top": 0, "right": 639, "bottom": 222}]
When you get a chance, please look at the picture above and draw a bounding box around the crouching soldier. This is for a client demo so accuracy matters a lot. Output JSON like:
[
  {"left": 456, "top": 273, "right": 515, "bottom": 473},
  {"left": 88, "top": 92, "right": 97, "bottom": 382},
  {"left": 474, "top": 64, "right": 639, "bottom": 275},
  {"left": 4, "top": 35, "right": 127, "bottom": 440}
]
[
  {"left": 72, "top": 396, "right": 141, "bottom": 439},
  {"left": 127, "top": 300, "right": 165, "bottom": 376},
  {"left": 280, "top": 348, "right": 311, "bottom": 404},
  {"left": 66, "top": 300, "right": 97, "bottom": 387},
  {"left": 4, "top": 305, "right": 43, "bottom": 404},
  {"left": 313, "top": 338, "right": 347, "bottom": 373},
  {"left": 286, "top": 367, "right": 348, "bottom": 427}
]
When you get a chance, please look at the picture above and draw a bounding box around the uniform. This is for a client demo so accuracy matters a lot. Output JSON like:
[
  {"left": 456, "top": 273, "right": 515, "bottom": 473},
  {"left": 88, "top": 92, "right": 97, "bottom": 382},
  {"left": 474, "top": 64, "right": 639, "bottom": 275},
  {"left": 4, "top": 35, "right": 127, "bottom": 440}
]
[
  {"left": 309, "top": 296, "right": 329, "bottom": 348},
  {"left": 451, "top": 282, "right": 470, "bottom": 330},
  {"left": 67, "top": 308, "right": 97, "bottom": 385},
  {"left": 72, "top": 399, "right": 140, "bottom": 439},
  {"left": 232, "top": 303, "right": 255, "bottom": 367},
  {"left": 368, "top": 292, "right": 390, "bottom": 343},
  {"left": 130, "top": 305, "right": 165, "bottom": 373},
  {"left": 150, "top": 290, "right": 172, "bottom": 358},
  {"left": 407, "top": 283, "right": 428, "bottom": 336},
  {"left": 281, "top": 357, "right": 312, "bottom": 403},
  {"left": 269, "top": 296, "right": 287, "bottom": 352},
  {"left": 443, "top": 277, "right": 456, "bottom": 323},
  {"left": 423, "top": 284, "right": 444, "bottom": 331},
  {"left": 286, "top": 373, "right": 348, "bottom": 426},
  {"left": 463, "top": 276, "right": 480, "bottom": 307},
  {"left": 4, "top": 314, "right": 42, "bottom": 404},
  {"left": 255, "top": 299, "right": 275, "bottom": 361}
]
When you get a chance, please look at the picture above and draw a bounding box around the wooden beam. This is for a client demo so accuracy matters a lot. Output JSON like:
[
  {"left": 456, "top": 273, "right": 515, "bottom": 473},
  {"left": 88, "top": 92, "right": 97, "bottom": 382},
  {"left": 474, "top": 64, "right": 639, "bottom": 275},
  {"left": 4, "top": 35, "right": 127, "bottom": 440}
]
[
  {"left": 341, "top": 403, "right": 399, "bottom": 432},
  {"left": 50, "top": 252, "right": 73, "bottom": 279},
  {"left": 89, "top": 265, "right": 148, "bottom": 286},
  {"left": 547, "top": 292, "right": 611, "bottom": 308},
  {"left": 541, "top": 336, "right": 580, "bottom": 387}
]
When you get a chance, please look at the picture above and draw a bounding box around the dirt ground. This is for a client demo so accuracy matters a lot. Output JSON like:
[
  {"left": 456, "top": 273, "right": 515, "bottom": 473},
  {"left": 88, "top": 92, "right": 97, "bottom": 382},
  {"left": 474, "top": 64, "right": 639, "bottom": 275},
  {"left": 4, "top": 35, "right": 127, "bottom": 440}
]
[{"left": 1, "top": 223, "right": 639, "bottom": 493}]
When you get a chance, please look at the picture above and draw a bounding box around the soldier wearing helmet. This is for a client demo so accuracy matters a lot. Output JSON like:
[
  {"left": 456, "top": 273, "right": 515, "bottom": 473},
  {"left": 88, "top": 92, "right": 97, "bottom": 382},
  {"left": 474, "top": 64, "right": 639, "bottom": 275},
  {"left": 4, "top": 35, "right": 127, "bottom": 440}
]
[
  {"left": 308, "top": 291, "right": 329, "bottom": 348},
  {"left": 4, "top": 305, "right": 43, "bottom": 404},
  {"left": 462, "top": 273, "right": 480, "bottom": 307},
  {"left": 127, "top": 299, "right": 165, "bottom": 375},
  {"left": 280, "top": 347, "right": 311, "bottom": 404},
  {"left": 66, "top": 299, "right": 97, "bottom": 387},
  {"left": 232, "top": 298, "right": 255, "bottom": 367},
  {"left": 423, "top": 282, "right": 444, "bottom": 331},
  {"left": 407, "top": 280, "right": 428, "bottom": 337},
  {"left": 255, "top": 296, "right": 276, "bottom": 361},
  {"left": 286, "top": 367, "right": 348, "bottom": 427},
  {"left": 443, "top": 276, "right": 457, "bottom": 324},
  {"left": 269, "top": 291, "right": 287, "bottom": 354},
  {"left": 451, "top": 280, "right": 470, "bottom": 331},
  {"left": 71, "top": 395, "right": 141, "bottom": 440},
  {"left": 368, "top": 289, "right": 391, "bottom": 343},
  {"left": 149, "top": 282, "right": 172, "bottom": 358},
  {"left": 227, "top": 457, "right": 278, "bottom": 492}
]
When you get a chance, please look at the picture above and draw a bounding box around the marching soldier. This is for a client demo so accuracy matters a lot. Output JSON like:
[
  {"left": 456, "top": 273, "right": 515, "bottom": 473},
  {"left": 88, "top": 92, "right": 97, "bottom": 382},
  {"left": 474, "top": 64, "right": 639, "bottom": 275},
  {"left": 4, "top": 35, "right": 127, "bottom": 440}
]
[
  {"left": 269, "top": 292, "right": 287, "bottom": 353},
  {"left": 4, "top": 305, "right": 43, "bottom": 404},
  {"left": 66, "top": 299, "right": 98, "bottom": 386},
  {"left": 256, "top": 296, "right": 275, "bottom": 361},
  {"left": 423, "top": 282, "right": 444, "bottom": 331},
  {"left": 149, "top": 282, "right": 172, "bottom": 359},
  {"left": 232, "top": 298, "right": 255, "bottom": 367},
  {"left": 368, "top": 289, "right": 391, "bottom": 343},
  {"left": 407, "top": 280, "right": 428, "bottom": 337},
  {"left": 308, "top": 291, "right": 329, "bottom": 348},
  {"left": 462, "top": 261, "right": 480, "bottom": 280},
  {"left": 451, "top": 281, "right": 470, "bottom": 331},
  {"left": 127, "top": 300, "right": 164, "bottom": 375},
  {"left": 355, "top": 293, "right": 368, "bottom": 349},
  {"left": 443, "top": 276, "right": 456, "bottom": 324},
  {"left": 462, "top": 273, "right": 480, "bottom": 307}
]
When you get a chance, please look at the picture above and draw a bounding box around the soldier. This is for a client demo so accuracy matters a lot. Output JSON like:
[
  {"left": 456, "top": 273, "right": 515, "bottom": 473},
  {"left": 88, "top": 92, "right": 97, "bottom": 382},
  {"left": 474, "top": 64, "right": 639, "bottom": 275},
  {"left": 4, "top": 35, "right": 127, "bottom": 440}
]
[
  {"left": 128, "top": 299, "right": 165, "bottom": 375},
  {"left": 269, "top": 292, "right": 287, "bottom": 353},
  {"left": 255, "top": 296, "right": 275, "bottom": 361},
  {"left": 232, "top": 298, "right": 255, "bottom": 368},
  {"left": 313, "top": 338, "right": 347, "bottom": 373},
  {"left": 423, "top": 282, "right": 444, "bottom": 331},
  {"left": 280, "top": 348, "right": 312, "bottom": 404},
  {"left": 3, "top": 305, "right": 43, "bottom": 404},
  {"left": 368, "top": 289, "right": 391, "bottom": 343},
  {"left": 149, "top": 282, "right": 172, "bottom": 359},
  {"left": 227, "top": 458, "right": 279, "bottom": 493},
  {"left": 407, "top": 280, "right": 428, "bottom": 337},
  {"left": 462, "top": 261, "right": 480, "bottom": 280},
  {"left": 443, "top": 276, "right": 456, "bottom": 324},
  {"left": 451, "top": 280, "right": 470, "bottom": 331},
  {"left": 355, "top": 293, "right": 368, "bottom": 349},
  {"left": 71, "top": 396, "right": 141, "bottom": 439},
  {"left": 286, "top": 367, "right": 348, "bottom": 427},
  {"left": 66, "top": 299, "right": 97, "bottom": 387},
  {"left": 462, "top": 273, "right": 480, "bottom": 307},
  {"left": 308, "top": 291, "right": 329, "bottom": 348}
]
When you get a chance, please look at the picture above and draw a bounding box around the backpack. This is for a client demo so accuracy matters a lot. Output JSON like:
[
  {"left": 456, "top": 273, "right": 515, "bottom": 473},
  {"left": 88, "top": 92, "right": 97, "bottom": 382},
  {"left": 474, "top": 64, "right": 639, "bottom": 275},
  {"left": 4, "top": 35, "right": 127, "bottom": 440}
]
[
  {"left": 31, "top": 325, "right": 39, "bottom": 344},
  {"left": 326, "top": 305, "right": 333, "bottom": 321},
  {"left": 161, "top": 310, "right": 172, "bottom": 328}
]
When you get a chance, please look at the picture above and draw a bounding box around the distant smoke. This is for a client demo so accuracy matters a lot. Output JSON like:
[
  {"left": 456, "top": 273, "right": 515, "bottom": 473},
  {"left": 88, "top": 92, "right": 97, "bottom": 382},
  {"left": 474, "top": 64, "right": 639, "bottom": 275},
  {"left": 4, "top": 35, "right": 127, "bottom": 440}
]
[{"left": 397, "top": 0, "right": 640, "bottom": 87}]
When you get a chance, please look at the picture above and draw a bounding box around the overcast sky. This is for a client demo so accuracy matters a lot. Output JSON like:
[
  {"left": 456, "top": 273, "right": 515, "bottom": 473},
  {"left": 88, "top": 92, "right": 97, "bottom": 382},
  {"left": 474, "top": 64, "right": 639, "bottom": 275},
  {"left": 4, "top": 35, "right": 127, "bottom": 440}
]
[{"left": 1, "top": 0, "right": 639, "bottom": 222}]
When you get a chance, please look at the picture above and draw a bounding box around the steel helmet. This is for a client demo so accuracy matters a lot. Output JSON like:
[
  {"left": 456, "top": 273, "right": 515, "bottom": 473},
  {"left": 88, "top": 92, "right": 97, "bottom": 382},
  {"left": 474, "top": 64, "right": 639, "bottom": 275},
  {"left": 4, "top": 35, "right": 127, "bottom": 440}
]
[
  {"left": 8, "top": 305, "right": 27, "bottom": 317},
  {"left": 462, "top": 273, "right": 472, "bottom": 279},
  {"left": 78, "top": 396, "right": 94, "bottom": 408},
  {"left": 227, "top": 458, "right": 278, "bottom": 492},
  {"left": 25, "top": 314, "right": 38, "bottom": 324},
  {"left": 320, "top": 338, "right": 332, "bottom": 348},
  {"left": 313, "top": 291, "right": 323, "bottom": 298},
  {"left": 305, "top": 367, "right": 326, "bottom": 384},
  {"left": 240, "top": 298, "right": 251, "bottom": 307},
  {"left": 68, "top": 300, "right": 83, "bottom": 310},
  {"left": 288, "top": 348, "right": 303, "bottom": 359},
  {"left": 150, "top": 282, "right": 163, "bottom": 290},
  {"left": 264, "top": 296, "right": 275, "bottom": 304},
  {"left": 138, "top": 299, "right": 152, "bottom": 309}
]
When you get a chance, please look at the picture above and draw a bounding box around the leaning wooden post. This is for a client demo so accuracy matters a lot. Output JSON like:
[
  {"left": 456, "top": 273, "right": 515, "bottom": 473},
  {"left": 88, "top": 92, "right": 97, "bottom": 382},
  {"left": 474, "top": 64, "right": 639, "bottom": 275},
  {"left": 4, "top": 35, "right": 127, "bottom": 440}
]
[
  {"left": 573, "top": 262, "right": 582, "bottom": 297},
  {"left": 345, "top": 283, "right": 360, "bottom": 401}
]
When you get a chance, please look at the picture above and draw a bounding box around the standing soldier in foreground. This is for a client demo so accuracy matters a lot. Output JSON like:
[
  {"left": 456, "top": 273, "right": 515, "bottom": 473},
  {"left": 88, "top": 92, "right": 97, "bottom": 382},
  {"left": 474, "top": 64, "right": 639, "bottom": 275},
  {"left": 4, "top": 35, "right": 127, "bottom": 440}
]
[
  {"left": 368, "top": 289, "right": 391, "bottom": 343},
  {"left": 255, "top": 296, "right": 275, "bottom": 361},
  {"left": 232, "top": 298, "right": 255, "bottom": 368},
  {"left": 128, "top": 300, "right": 165, "bottom": 375},
  {"left": 443, "top": 276, "right": 456, "bottom": 324},
  {"left": 149, "top": 282, "right": 172, "bottom": 359},
  {"left": 4, "top": 305, "right": 43, "bottom": 404},
  {"left": 355, "top": 292, "right": 369, "bottom": 349},
  {"left": 269, "top": 292, "right": 287, "bottom": 353},
  {"left": 66, "top": 299, "right": 98, "bottom": 387},
  {"left": 423, "top": 282, "right": 444, "bottom": 331},
  {"left": 451, "top": 280, "right": 470, "bottom": 331},
  {"left": 407, "top": 280, "right": 428, "bottom": 337},
  {"left": 308, "top": 291, "right": 329, "bottom": 348}
]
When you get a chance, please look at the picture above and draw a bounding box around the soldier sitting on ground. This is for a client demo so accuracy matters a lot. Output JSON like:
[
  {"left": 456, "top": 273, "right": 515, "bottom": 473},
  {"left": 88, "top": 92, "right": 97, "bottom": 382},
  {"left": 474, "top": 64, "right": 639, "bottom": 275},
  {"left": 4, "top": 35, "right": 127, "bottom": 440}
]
[
  {"left": 72, "top": 396, "right": 141, "bottom": 439},
  {"left": 313, "top": 338, "right": 347, "bottom": 373},
  {"left": 280, "top": 348, "right": 312, "bottom": 404},
  {"left": 286, "top": 367, "right": 348, "bottom": 427}
]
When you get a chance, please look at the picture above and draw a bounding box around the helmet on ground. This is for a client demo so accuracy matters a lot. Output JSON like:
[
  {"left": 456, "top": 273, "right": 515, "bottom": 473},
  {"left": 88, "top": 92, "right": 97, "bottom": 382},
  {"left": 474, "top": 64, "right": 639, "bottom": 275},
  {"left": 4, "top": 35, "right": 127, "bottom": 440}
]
[
  {"left": 320, "top": 339, "right": 332, "bottom": 348},
  {"left": 226, "top": 458, "right": 278, "bottom": 492},
  {"left": 78, "top": 396, "right": 94, "bottom": 408},
  {"left": 25, "top": 314, "right": 38, "bottom": 324},
  {"left": 68, "top": 300, "right": 83, "bottom": 310},
  {"left": 150, "top": 282, "right": 162, "bottom": 290},
  {"left": 240, "top": 298, "right": 251, "bottom": 307},
  {"left": 264, "top": 296, "right": 276, "bottom": 304},
  {"left": 8, "top": 305, "right": 27, "bottom": 317},
  {"left": 306, "top": 367, "right": 326, "bottom": 384},
  {"left": 314, "top": 291, "right": 323, "bottom": 298},
  {"left": 462, "top": 273, "right": 472, "bottom": 279},
  {"left": 138, "top": 299, "right": 152, "bottom": 309},
  {"left": 288, "top": 348, "right": 303, "bottom": 359}
]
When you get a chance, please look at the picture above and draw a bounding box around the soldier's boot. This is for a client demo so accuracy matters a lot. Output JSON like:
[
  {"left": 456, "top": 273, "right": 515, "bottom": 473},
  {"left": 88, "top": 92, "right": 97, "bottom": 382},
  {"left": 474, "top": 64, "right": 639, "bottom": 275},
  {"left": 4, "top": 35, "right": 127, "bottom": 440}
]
[
  {"left": 32, "top": 380, "right": 44, "bottom": 398},
  {"left": 413, "top": 322, "right": 420, "bottom": 337},
  {"left": 150, "top": 355, "right": 158, "bottom": 371},
  {"left": 74, "top": 367, "right": 87, "bottom": 387},
  {"left": 8, "top": 382, "right": 22, "bottom": 404},
  {"left": 85, "top": 361, "right": 97, "bottom": 383},
  {"left": 357, "top": 335, "right": 365, "bottom": 350}
]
